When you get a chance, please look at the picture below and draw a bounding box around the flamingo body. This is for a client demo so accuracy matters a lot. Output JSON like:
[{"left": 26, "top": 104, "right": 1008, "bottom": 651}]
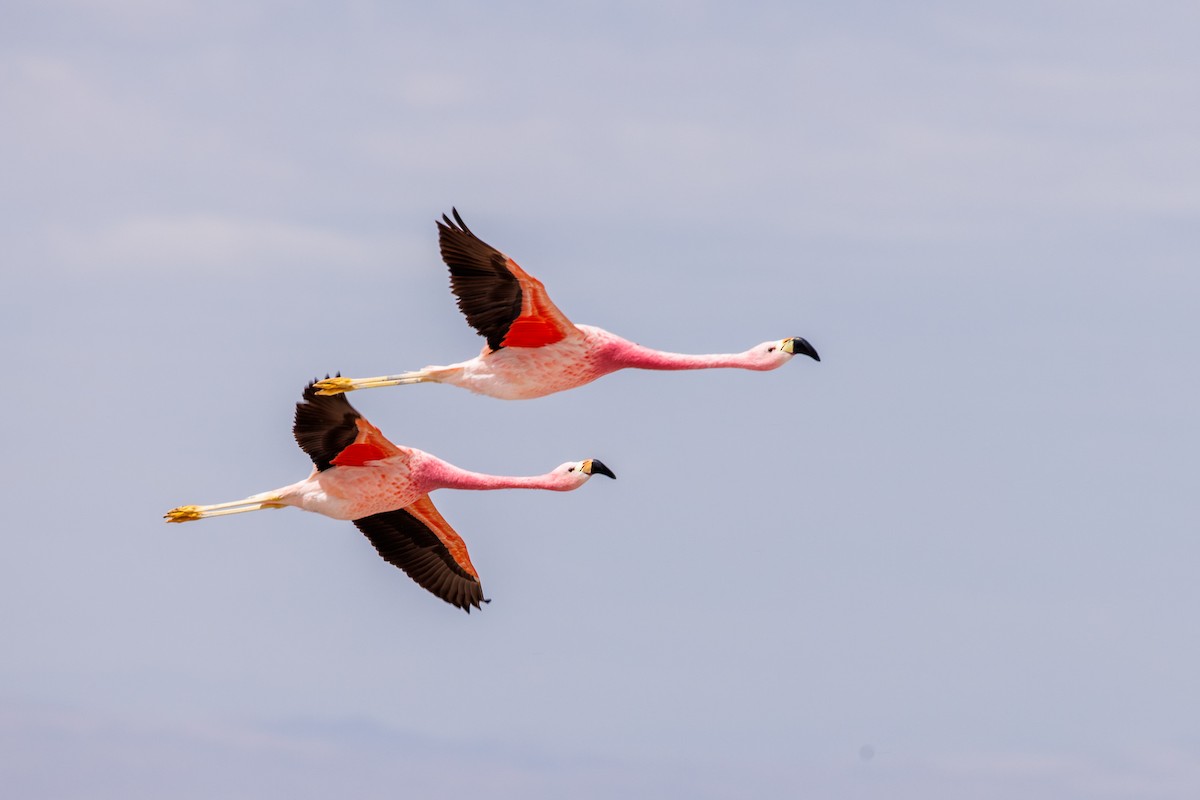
[
  {"left": 431, "top": 326, "right": 612, "bottom": 400},
  {"left": 313, "top": 210, "right": 819, "bottom": 400},
  {"left": 412, "top": 325, "right": 803, "bottom": 400},
  {"left": 165, "top": 381, "right": 615, "bottom": 611}
]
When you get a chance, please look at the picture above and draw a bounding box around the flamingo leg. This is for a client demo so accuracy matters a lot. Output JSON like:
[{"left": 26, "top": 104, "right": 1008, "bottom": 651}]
[
  {"left": 314, "top": 371, "right": 432, "bottom": 395},
  {"left": 164, "top": 493, "right": 286, "bottom": 523}
]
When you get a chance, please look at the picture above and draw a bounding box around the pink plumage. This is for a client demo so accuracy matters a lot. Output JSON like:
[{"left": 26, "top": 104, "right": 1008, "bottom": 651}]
[
  {"left": 314, "top": 209, "right": 820, "bottom": 400},
  {"left": 165, "top": 381, "right": 615, "bottom": 611}
]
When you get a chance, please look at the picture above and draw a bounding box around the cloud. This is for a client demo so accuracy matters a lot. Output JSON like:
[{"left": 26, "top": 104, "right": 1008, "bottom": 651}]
[
  {"left": 914, "top": 747, "right": 1200, "bottom": 799},
  {"left": 46, "top": 214, "right": 415, "bottom": 276},
  {"left": 5, "top": 703, "right": 1199, "bottom": 800}
]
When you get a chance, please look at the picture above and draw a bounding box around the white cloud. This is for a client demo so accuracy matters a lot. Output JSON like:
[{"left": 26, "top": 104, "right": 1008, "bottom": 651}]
[
  {"left": 47, "top": 214, "right": 416, "bottom": 276},
  {"left": 917, "top": 747, "right": 1200, "bottom": 799},
  {"left": 5, "top": 703, "right": 1200, "bottom": 800}
]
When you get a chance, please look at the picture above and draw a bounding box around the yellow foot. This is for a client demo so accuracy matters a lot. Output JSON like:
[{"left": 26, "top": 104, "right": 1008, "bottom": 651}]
[
  {"left": 163, "top": 494, "right": 284, "bottom": 522},
  {"left": 314, "top": 376, "right": 356, "bottom": 395},
  {"left": 164, "top": 505, "right": 203, "bottom": 523},
  {"left": 315, "top": 373, "right": 431, "bottom": 394}
]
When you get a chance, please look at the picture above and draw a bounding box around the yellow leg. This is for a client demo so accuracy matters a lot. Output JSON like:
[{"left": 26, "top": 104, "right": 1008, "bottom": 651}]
[
  {"left": 164, "top": 493, "right": 285, "bottom": 523},
  {"left": 314, "top": 371, "right": 431, "bottom": 395}
]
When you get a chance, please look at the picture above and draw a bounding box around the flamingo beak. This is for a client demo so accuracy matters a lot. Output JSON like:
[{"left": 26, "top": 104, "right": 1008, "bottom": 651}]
[
  {"left": 782, "top": 337, "right": 820, "bottom": 361},
  {"left": 582, "top": 459, "right": 616, "bottom": 479}
]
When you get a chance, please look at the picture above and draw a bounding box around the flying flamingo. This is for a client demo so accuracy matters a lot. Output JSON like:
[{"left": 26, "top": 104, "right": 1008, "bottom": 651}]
[
  {"left": 164, "top": 380, "right": 616, "bottom": 612},
  {"left": 314, "top": 209, "right": 819, "bottom": 400}
]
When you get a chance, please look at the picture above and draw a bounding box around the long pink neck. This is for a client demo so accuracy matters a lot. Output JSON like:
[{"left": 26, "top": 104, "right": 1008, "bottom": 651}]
[
  {"left": 607, "top": 341, "right": 759, "bottom": 371},
  {"left": 420, "top": 459, "right": 566, "bottom": 492}
]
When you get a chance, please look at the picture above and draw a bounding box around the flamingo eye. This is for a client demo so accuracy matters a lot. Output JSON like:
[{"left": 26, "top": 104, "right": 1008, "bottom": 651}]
[
  {"left": 767, "top": 346, "right": 776, "bottom": 352},
  {"left": 568, "top": 466, "right": 576, "bottom": 472}
]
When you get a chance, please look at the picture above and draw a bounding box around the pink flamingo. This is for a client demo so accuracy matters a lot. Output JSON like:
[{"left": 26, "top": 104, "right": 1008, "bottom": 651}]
[
  {"left": 165, "top": 380, "right": 615, "bottom": 612},
  {"left": 314, "top": 209, "right": 819, "bottom": 400}
]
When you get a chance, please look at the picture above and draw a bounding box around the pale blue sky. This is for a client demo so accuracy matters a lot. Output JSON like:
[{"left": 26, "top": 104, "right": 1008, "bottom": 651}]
[{"left": 2, "top": 1, "right": 1199, "bottom": 797}]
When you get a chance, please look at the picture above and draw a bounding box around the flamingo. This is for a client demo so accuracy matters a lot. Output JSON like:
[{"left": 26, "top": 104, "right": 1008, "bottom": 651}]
[
  {"left": 164, "top": 380, "right": 616, "bottom": 612},
  {"left": 314, "top": 209, "right": 819, "bottom": 400}
]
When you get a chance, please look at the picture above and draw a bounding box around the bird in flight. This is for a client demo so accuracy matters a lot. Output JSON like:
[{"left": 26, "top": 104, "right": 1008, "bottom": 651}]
[
  {"left": 165, "top": 380, "right": 616, "bottom": 611},
  {"left": 314, "top": 209, "right": 820, "bottom": 400}
]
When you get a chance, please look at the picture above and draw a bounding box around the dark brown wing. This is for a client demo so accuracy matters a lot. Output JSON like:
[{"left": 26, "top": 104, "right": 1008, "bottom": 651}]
[
  {"left": 353, "top": 496, "right": 488, "bottom": 613},
  {"left": 294, "top": 377, "right": 361, "bottom": 472},
  {"left": 438, "top": 208, "right": 576, "bottom": 351},
  {"left": 438, "top": 209, "right": 523, "bottom": 351}
]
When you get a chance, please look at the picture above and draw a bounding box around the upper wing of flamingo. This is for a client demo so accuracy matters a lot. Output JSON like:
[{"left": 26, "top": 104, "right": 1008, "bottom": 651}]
[
  {"left": 353, "top": 494, "right": 488, "bottom": 612},
  {"left": 438, "top": 208, "right": 578, "bottom": 351},
  {"left": 294, "top": 379, "right": 403, "bottom": 470}
]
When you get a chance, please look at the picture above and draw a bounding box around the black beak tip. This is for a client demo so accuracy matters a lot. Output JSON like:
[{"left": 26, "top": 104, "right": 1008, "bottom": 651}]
[
  {"left": 589, "top": 459, "right": 617, "bottom": 480},
  {"left": 790, "top": 337, "right": 820, "bottom": 362}
]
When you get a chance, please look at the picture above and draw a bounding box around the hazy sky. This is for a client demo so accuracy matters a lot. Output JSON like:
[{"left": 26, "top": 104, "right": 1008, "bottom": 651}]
[{"left": 3, "top": 1, "right": 1199, "bottom": 797}]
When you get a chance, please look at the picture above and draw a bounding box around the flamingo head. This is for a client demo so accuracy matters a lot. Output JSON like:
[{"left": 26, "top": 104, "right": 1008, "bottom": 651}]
[
  {"left": 555, "top": 458, "right": 617, "bottom": 489},
  {"left": 747, "top": 337, "right": 821, "bottom": 369}
]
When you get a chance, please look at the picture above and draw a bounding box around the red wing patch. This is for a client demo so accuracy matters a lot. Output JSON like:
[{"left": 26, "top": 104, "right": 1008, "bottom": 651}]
[
  {"left": 331, "top": 442, "right": 390, "bottom": 467},
  {"left": 332, "top": 418, "right": 402, "bottom": 467},
  {"left": 499, "top": 257, "right": 572, "bottom": 349},
  {"left": 501, "top": 316, "right": 567, "bottom": 348},
  {"left": 406, "top": 495, "right": 480, "bottom": 580}
]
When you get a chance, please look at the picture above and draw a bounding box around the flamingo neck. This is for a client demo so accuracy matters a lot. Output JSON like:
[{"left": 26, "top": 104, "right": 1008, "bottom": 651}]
[
  {"left": 607, "top": 341, "right": 759, "bottom": 371},
  {"left": 420, "top": 459, "right": 564, "bottom": 492}
]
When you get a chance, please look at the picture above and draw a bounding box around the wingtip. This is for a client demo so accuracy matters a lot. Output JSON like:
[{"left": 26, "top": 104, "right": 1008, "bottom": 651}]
[
  {"left": 461, "top": 596, "right": 490, "bottom": 614},
  {"left": 439, "top": 207, "right": 472, "bottom": 236},
  {"left": 301, "top": 372, "right": 344, "bottom": 401}
]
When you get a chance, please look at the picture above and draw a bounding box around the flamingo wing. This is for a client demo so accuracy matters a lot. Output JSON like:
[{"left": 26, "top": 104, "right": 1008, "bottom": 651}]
[
  {"left": 438, "top": 208, "right": 577, "bottom": 351},
  {"left": 353, "top": 495, "right": 488, "bottom": 612},
  {"left": 295, "top": 379, "right": 401, "bottom": 470}
]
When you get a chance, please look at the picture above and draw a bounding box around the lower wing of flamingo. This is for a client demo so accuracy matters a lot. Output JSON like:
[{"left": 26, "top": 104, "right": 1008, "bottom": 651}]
[{"left": 353, "top": 494, "right": 489, "bottom": 612}]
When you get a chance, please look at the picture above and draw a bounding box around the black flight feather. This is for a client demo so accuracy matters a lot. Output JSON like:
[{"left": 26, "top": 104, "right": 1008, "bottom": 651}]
[
  {"left": 353, "top": 509, "right": 487, "bottom": 612},
  {"left": 294, "top": 377, "right": 361, "bottom": 472},
  {"left": 437, "top": 208, "right": 523, "bottom": 351}
]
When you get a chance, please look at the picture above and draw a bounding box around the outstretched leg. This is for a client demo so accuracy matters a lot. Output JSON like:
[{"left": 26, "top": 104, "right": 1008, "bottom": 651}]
[
  {"left": 314, "top": 370, "right": 434, "bottom": 395},
  {"left": 165, "top": 492, "right": 286, "bottom": 523},
  {"left": 314, "top": 365, "right": 465, "bottom": 395}
]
